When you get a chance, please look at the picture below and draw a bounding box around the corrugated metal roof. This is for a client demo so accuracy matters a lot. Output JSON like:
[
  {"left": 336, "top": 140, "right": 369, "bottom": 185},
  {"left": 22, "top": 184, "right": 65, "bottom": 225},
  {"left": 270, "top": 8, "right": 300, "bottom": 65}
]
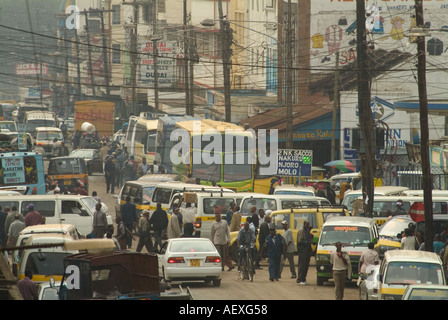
[{"left": 238, "top": 91, "right": 332, "bottom": 130}]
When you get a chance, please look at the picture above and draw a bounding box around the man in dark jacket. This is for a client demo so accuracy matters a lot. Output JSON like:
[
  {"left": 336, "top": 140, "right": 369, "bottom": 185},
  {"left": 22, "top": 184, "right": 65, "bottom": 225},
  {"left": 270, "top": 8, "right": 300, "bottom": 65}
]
[
  {"left": 120, "top": 196, "right": 137, "bottom": 249},
  {"left": 148, "top": 202, "right": 168, "bottom": 252},
  {"left": 104, "top": 156, "right": 116, "bottom": 194}
]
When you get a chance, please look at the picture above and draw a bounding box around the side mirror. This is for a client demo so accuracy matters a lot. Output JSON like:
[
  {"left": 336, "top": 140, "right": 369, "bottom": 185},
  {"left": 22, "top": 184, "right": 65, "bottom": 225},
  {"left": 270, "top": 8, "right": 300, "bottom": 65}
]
[{"left": 80, "top": 210, "right": 89, "bottom": 217}]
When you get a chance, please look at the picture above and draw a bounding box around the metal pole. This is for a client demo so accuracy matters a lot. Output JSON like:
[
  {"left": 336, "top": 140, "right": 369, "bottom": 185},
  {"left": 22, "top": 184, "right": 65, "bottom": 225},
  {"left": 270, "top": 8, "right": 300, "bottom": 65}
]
[
  {"left": 331, "top": 51, "right": 339, "bottom": 166},
  {"left": 153, "top": 0, "right": 159, "bottom": 112},
  {"left": 183, "top": 0, "right": 190, "bottom": 116},
  {"left": 357, "top": 0, "right": 374, "bottom": 217},
  {"left": 415, "top": 0, "right": 433, "bottom": 252},
  {"left": 285, "top": 0, "right": 293, "bottom": 149},
  {"left": 217, "top": 0, "right": 231, "bottom": 122}
]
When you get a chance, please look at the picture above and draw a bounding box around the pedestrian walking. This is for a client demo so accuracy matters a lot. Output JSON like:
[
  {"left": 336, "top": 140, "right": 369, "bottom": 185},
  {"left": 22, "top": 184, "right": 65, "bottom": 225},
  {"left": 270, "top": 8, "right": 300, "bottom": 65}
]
[
  {"left": 4, "top": 206, "right": 23, "bottom": 241},
  {"left": 260, "top": 223, "right": 285, "bottom": 281},
  {"left": 330, "top": 242, "right": 352, "bottom": 300},
  {"left": 210, "top": 213, "right": 234, "bottom": 271},
  {"left": 17, "top": 270, "right": 38, "bottom": 300},
  {"left": 296, "top": 220, "right": 313, "bottom": 285},
  {"left": 136, "top": 210, "right": 154, "bottom": 253},
  {"left": 357, "top": 242, "right": 380, "bottom": 285},
  {"left": 115, "top": 217, "right": 127, "bottom": 250},
  {"left": 167, "top": 207, "right": 182, "bottom": 239},
  {"left": 92, "top": 203, "right": 107, "bottom": 238},
  {"left": 180, "top": 202, "right": 197, "bottom": 237},
  {"left": 148, "top": 202, "right": 168, "bottom": 252},
  {"left": 229, "top": 206, "right": 242, "bottom": 232},
  {"left": 24, "top": 204, "right": 41, "bottom": 227},
  {"left": 7, "top": 214, "right": 25, "bottom": 248},
  {"left": 104, "top": 156, "right": 116, "bottom": 194},
  {"left": 255, "top": 215, "right": 271, "bottom": 269},
  {"left": 281, "top": 220, "right": 297, "bottom": 279},
  {"left": 120, "top": 196, "right": 137, "bottom": 249}
]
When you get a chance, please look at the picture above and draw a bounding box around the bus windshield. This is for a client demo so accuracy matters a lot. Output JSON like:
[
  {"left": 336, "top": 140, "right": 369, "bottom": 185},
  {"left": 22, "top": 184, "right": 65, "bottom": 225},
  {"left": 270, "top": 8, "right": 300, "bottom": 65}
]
[
  {"left": 319, "top": 225, "right": 371, "bottom": 246},
  {"left": 48, "top": 158, "right": 87, "bottom": 175}
]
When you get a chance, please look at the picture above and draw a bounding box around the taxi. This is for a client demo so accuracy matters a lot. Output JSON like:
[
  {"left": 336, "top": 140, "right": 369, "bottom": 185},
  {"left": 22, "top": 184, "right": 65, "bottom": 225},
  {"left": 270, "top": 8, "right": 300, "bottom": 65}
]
[
  {"left": 315, "top": 216, "right": 378, "bottom": 285},
  {"left": 379, "top": 250, "right": 446, "bottom": 300}
]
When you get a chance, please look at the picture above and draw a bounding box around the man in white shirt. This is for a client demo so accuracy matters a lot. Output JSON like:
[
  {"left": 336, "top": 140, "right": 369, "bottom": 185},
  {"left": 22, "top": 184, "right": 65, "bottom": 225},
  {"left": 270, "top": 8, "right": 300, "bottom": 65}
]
[
  {"left": 330, "top": 242, "right": 351, "bottom": 300},
  {"left": 180, "top": 202, "right": 197, "bottom": 237},
  {"left": 281, "top": 220, "right": 297, "bottom": 279}
]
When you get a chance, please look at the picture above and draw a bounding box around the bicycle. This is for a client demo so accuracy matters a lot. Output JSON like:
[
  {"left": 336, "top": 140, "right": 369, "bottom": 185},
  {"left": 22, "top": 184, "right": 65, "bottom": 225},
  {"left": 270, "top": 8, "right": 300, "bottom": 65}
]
[{"left": 238, "top": 245, "right": 254, "bottom": 282}]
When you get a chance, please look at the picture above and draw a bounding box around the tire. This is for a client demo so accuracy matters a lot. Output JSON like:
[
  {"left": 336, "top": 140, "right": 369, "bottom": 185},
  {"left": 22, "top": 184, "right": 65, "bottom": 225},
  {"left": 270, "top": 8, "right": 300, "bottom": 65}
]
[
  {"left": 316, "top": 276, "right": 326, "bottom": 286},
  {"left": 212, "top": 279, "right": 221, "bottom": 287}
]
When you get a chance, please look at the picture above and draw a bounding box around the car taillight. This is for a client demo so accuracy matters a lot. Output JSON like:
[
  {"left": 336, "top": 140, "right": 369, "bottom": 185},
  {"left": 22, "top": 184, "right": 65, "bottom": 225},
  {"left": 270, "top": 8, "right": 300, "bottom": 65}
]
[
  {"left": 205, "top": 256, "right": 221, "bottom": 263},
  {"left": 194, "top": 217, "right": 201, "bottom": 229},
  {"left": 168, "top": 257, "right": 185, "bottom": 264}
]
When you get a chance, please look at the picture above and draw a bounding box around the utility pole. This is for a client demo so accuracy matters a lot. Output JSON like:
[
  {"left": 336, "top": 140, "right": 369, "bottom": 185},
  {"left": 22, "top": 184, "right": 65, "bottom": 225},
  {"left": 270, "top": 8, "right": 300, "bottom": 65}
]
[
  {"left": 285, "top": 0, "right": 293, "bottom": 149},
  {"left": 356, "top": 0, "right": 375, "bottom": 217},
  {"left": 82, "top": 9, "right": 96, "bottom": 97},
  {"left": 331, "top": 51, "right": 340, "bottom": 167},
  {"left": 415, "top": 0, "right": 433, "bottom": 252},
  {"left": 98, "top": 9, "right": 112, "bottom": 96},
  {"left": 152, "top": 0, "right": 159, "bottom": 112},
  {"left": 183, "top": 0, "right": 191, "bottom": 116},
  {"left": 129, "top": 0, "right": 138, "bottom": 115},
  {"left": 217, "top": 0, "right": 231, "bottom": 122}
]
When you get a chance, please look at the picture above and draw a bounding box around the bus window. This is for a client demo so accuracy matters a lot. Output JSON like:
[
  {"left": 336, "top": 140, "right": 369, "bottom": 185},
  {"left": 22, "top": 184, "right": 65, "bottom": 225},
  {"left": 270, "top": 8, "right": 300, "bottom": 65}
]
[{"left": 146, "top": 133, "right": 156, "bottom": 154}]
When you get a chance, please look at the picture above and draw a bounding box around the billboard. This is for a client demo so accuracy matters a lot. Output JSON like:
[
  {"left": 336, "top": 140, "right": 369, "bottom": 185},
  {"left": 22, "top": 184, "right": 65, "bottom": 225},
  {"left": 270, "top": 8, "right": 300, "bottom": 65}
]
[{"left": 138, "top": 40, "right": 177, "bottom": 88}]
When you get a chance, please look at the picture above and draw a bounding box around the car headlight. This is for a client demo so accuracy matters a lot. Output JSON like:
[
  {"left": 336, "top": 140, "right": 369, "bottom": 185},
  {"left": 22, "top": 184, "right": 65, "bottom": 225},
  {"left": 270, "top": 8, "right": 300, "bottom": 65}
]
[{"left": 316, "top": 254, "right": 330, "bottom": 262}]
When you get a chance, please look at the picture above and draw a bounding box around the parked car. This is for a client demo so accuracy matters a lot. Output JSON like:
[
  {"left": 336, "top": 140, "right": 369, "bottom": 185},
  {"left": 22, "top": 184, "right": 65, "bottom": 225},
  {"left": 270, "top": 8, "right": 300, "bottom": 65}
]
[
  {"left": 38, "top": 280, "right": 61, "bottom": 300},
  {"left": 402, "top": 284, "right": 448, "bottom": 300},
  {"left": 375, "top": 215, "right": 415, "bottom": 258},
  {"left": 158, "top": 238, "right": 223, "bottom": 287},
  {"left": 359, "top": 265, "right": 380, "bottom": 300},
  {"left": 69, "top": 148, "right": 103, "bottom": 175}
]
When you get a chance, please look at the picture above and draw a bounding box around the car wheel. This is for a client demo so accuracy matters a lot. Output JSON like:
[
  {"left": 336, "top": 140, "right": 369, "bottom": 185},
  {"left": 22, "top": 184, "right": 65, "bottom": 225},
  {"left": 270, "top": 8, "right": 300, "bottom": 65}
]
[
  {"left": 212, "top": 279, "right": 221, "bottom": 287},
  {"left": 162, "top": 267, "right": 168, "bottom": 283}
]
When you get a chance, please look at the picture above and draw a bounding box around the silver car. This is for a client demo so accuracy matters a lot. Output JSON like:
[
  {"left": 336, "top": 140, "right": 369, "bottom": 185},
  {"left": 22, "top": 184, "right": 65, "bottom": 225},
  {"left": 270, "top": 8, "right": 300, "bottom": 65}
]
[
  {"left": 402, "top": 284, "right": 448, "bottom": 300},
  {"left": 359, "top": 265, "right": 380, "bottom": 300}
]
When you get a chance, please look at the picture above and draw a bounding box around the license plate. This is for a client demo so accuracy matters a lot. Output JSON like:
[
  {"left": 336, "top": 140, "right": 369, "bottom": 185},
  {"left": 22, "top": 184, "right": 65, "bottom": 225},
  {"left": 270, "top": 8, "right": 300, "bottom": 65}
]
[{"left": 190, "top": 259, "right": 200, "bottom": 267}]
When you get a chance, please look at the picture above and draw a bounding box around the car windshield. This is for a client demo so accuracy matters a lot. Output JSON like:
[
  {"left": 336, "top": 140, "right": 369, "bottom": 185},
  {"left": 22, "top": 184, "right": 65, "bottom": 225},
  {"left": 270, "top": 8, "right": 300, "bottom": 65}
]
[
  {"left": 25, "top": 252, "right": 73, "bottom": 276},
  {"left": 48, "top": 158, "right": 87, "bottom": 175},
  {"left": 170, "top": 240, "right": 216, "bottom": 253},
  {"left": 70, "top": 150, "right": 94, "bottom": 159},
  {"left": 240, "top": 198, "right": 277, "bottom": 215},
  {"left": 37, "top": 131, "right": 62, "bottom": 140},
  {"left": 385, "top": 262, "right": 444, "bottom": 285},
  {"left": 40, "top": 286, "right": 60, "bottom": 300},
  {"left": 380, "top": 218, "right": 413, "bottom": 238},
  {"left": 0, "top": 122, "right": 16, "bottom": 131},
  {"left": 319, "top": 225, "right": 371, "bottom": 246},
  {"left": 406, "top": 288, "right": 448, "bottom": 300}
]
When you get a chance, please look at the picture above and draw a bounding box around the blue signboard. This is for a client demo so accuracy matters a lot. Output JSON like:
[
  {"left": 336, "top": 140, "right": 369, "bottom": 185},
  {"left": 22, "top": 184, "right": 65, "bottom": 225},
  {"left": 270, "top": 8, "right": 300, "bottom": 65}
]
[{"left": 277, "top": 149, "right": 313, "bottom": 177}]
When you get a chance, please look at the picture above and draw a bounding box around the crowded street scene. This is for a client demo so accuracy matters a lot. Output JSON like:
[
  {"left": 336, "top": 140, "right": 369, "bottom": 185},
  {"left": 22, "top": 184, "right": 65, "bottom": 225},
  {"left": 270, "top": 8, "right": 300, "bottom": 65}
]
[{"left": 1, "top": 0, "right": 448, "bottom": 311}]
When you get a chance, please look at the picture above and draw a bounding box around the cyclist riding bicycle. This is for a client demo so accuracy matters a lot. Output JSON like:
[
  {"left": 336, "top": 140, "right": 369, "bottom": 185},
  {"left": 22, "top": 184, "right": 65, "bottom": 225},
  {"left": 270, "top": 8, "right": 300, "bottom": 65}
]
[{"left": 236, "top": 221, "right": 256, "bottom": 268}]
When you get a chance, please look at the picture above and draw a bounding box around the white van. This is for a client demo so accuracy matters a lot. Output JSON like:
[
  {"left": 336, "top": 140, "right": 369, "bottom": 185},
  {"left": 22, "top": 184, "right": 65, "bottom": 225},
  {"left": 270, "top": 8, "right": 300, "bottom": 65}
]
[
  {"left": 17, "top": 233, "right": 78, "bottom": 283},
  {"left": 0, "top": 195, "right": 113, "bottom": 236},
  {"left": 341, "top": 186, "right": 409, "bottom": 214},
  {"left": 315, "top": 216, "right": 379, "bottom": 286},
  {"left": 239, "top": 194, "right": 331, "bottom": 216},
  {"left": 273, "top": 184, "right": 315, "bottom": 196},
  {"left": 379, "top": 250, "right": 446, "bottom": 300},
  {"left": 150, "top": 182, "right": 234, "bottom": 211},
  {"left": 169, "top": 191, "right": 253, "bottom": 239},
  {"left": 352, "top": 195, "right": 448, "bottom": 226},
  {"left": 34, "top": 127, "right": 64, "bottom": 156},
  {"left": 12, "top": 224, "right": 80, "bottom": 267}
]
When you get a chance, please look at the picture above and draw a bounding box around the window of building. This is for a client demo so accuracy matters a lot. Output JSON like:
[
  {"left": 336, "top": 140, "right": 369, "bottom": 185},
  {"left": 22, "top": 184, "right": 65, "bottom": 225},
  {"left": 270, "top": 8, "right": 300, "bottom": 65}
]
[
  {"left": 112, "top": 44, "right": 121, "bottom": 64},
  {"left": 112, "top": 5, "right": 121, "bottom": 25}
]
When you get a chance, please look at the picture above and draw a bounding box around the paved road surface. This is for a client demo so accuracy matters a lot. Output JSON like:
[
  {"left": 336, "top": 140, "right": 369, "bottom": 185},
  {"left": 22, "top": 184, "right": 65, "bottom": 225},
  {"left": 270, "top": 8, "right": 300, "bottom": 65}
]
[{"left": 88, "top": 174, "right": 360, "bottom": 300}]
